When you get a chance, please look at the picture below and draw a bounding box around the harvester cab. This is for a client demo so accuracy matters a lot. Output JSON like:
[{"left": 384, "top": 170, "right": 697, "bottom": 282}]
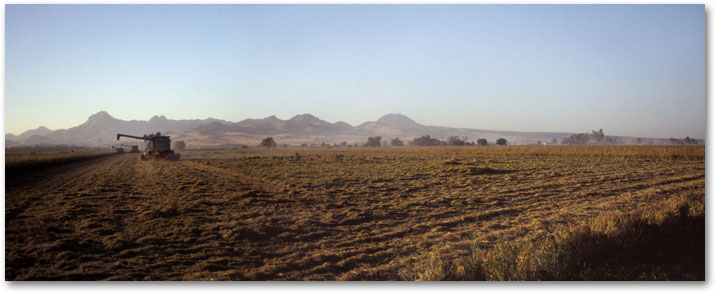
[{"left": 116, "top": 132, "right": 180, "bottom": 161}]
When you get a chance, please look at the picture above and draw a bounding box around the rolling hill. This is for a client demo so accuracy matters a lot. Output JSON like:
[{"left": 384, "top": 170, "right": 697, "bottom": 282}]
[{"left": 5, "top": 111, "right": 668, "bottom": 148}]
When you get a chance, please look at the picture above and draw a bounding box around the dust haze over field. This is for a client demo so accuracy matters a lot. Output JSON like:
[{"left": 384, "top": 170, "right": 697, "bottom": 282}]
[{"left": 4, "top": 146, "right": 705, "bottom": 280}]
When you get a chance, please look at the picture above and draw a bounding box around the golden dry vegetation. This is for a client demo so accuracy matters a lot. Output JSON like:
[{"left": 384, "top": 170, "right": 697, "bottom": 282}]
[
  {"left": 4, "top": 145, "right": 704, "bottom": 280},
  {"left": 5, "top": 150, "right": 114, "bottom": 175}
]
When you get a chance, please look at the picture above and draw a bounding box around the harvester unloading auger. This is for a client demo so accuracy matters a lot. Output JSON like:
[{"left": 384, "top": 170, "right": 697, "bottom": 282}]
[{"left": 116, "top": 132, "right": 180, "bottom": 161}]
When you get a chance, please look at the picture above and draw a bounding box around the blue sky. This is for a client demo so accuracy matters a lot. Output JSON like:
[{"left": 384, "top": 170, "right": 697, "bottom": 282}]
[{"left": 4, "top": 4, "right": 705, "bottom": 138}]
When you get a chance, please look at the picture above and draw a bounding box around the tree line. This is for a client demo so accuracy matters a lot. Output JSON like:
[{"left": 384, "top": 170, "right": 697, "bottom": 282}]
[
  {"left": 669, "top": 137, "right": 700, "bottom": 145},
  {"left": 256, "top": 129, "right": 701, "bottom": 148},
  {"left": 258, "top": 135, "right": 509, "bottom": 148},
  {"left": 365, "top": 135, "right": 507, "bottom": 147},
  {"left": 561, "top": 129, "right": 618, "bottom": 145}
]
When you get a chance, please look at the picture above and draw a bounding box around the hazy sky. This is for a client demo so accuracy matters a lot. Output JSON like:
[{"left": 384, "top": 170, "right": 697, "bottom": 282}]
[{"left": 4, "top": 4, "right": 705, "bottom": 138}]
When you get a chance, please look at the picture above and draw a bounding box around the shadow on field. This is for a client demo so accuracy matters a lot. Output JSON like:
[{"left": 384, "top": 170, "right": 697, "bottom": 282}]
[
  {"left": 545, "top": 211, "right": 705, "bottom": 280},
  {"left": 418, "top": 192, "right": 705, "bottom": 281},
  {"left": 5, "top": 152, "right": 115, "bottom": 178}
]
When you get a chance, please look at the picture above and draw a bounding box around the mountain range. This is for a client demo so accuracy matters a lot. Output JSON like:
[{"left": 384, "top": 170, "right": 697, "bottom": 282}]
[{"left": 5, "top": 111, "right": 657, "bottom": 148}]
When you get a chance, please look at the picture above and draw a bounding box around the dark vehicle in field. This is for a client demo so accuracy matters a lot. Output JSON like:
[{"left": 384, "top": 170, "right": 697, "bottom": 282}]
[
  {"left": 111, "top": 145, "right": 125, "bottom": 154},
  {"left": 117, "top": 132, "right": 180, "bottom": 161},
  {"left": 121, "top": 144, "right": 141, "bottom": 153}
]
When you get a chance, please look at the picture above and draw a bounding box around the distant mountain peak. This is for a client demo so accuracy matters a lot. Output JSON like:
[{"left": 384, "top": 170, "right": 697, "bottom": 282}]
[
  {"left": 18, "top": 125, "right": 53, "bottom": 137},
  {"left": 88, "top": 111, "right": 115, "bottom": 121},
  {"left": 150, "top": 115, "right": 168, "bottom": 121},
  {"left": 289, "top": 113, "right": 325, "bottom": 126},
  {"left": 264, "top": 115, "right": 280, "bottom": 121},
  {"left": 376, "top": 113, "right": 421, "bottom": 127},
  {"left": 290, "top": 113, "right": 319, "bottom": 121},
  {"left": 334, "top": 121, "right": 353, "bottom": 127}
]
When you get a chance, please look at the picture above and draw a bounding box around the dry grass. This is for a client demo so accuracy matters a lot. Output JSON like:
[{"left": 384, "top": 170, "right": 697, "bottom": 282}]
[
  {"left": 182, "top": 145, "right": 705, "bottom": 161},
  {"left": 413, "top": 189, "right": 704, "bottom": 281},
  {"left": 5, "top": 150, "right": 115, "bottom": 175},
  {"left": 4, "top": 145, "right": 704, "bottom": 280}
]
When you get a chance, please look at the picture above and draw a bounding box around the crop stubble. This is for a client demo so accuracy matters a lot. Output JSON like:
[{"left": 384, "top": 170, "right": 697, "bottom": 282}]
[{"left": 4, "top": 146, "right": 705, "bottom": 280}]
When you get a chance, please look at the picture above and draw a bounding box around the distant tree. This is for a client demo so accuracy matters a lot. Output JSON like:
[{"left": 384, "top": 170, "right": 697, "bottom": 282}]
[
  {"left": 174, "top": 140, "right": 186, "bottom": 150},
  {"left": 382, "top": 140, "right": 389, "bottom": 147},
  {"left": 551, "top": 138, "right": 557, "bottom": 145},
  {"left": 340, "top": 141, "right": 348, "bottom": 147},
  {"left": 321, "top": 142, "right": 329, "bottom": 147},
  {"left": 477, "top": 138, "right": 488, "bottom": 146},
  {"left": 562, "top": 133, "right": 588, "bottom": 145},
  {"left": 366, "top": 136, "right": 382, "bottom": 147},
  {"left": 592, "top": 129, "right": 605, "bottom": 141},
  {"left": 412, "top": 135, "right": 442, "bottom": 146},
  {"left": 261, "top": 137, "right": 277, "bottom": 148},
  {"left": 300, "top": 143, "right": 308, "bottom": 147},
  {"left": 562, "top": 129, "right": 617, "bottom": 145},
  {"left": 496, "top": 138, "right": 507, "bottom": 145},
  {"left": 447, "top": 136, "right": 466, "bottom": 146},
  {"left": 391, "top": 138, "right": 404, "bottom": 147}
]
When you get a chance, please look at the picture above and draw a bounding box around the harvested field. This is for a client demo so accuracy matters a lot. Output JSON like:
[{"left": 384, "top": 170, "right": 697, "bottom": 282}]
[{"left": 4, "top": 146, "right": 705, "bottom": 280}]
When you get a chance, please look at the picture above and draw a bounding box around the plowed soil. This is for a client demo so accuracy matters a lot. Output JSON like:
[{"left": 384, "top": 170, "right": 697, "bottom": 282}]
[{"left": 5, "top": 146, "right": 705, "bottom": 280}]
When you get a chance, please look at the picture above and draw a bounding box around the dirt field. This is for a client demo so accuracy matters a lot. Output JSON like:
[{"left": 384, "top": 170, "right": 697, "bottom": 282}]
[{"left": 4, "top": 146, "right": 705, "bottom": 280}]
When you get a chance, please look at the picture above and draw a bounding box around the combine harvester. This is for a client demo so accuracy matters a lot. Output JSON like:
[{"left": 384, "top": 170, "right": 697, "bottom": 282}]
[
  {"left": 117, "top": 132, "right": 180, "bottom": 161},
  {"left": 121, "top": 144, "right": 140, "bottom": 153},
  {"left": 111, "top": 145, "right": 125, "bottom": 154}
]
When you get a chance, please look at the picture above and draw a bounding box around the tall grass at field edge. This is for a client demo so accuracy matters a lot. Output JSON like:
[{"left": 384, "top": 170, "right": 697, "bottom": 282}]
[
  {"left": 415, "top": 189, "right": 705, "bottom": 281},
  {"left": 5, "top": 150, "right": 116, "bottom": 176}
]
